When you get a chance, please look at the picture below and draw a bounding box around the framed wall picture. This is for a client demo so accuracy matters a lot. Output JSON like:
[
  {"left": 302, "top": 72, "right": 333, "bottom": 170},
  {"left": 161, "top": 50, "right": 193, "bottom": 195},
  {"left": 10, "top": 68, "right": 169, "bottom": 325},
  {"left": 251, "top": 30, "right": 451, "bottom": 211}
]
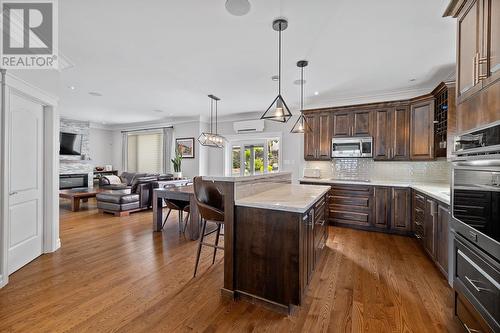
[{"left": 175, "top": 137, "right": 195, "bottom": 158}]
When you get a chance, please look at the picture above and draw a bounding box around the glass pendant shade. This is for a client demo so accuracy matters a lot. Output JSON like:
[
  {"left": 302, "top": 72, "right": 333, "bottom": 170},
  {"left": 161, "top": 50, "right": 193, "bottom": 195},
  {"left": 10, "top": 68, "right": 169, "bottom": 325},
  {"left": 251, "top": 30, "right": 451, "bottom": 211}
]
[
  {"left": 291, "top": 59, "right": 310, "bottom": 133},
  {"left": 261, "top": 94, "right": 292, "bottom": 123},
  {"left": 290, "top": 113, "right": 311, "bottom": 133},
  {"left": 198, "top": 95, "right": 225, "bottom": 148}
]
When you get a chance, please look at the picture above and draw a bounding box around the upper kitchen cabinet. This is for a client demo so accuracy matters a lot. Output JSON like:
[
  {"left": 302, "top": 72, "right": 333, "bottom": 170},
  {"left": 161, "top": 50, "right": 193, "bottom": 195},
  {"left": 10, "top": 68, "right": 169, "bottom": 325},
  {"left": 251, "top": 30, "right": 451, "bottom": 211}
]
[
  {"left": 444, "top": 0, "right": 500, "bottom": 133},
  {"left": 374, "top": 107, "right": 410, "bottom": 161},
  {"left": 410, "top": 96, "right": 435, "bottom": 161},
  {"left": 304, "top": 111, "right": 331, "bottom": 161},
  {"left": 432, "top": 81, "right": 456, "bottom": 159},
  {"left": 332, "top": 110, "right": 372, "bottom": 137}
]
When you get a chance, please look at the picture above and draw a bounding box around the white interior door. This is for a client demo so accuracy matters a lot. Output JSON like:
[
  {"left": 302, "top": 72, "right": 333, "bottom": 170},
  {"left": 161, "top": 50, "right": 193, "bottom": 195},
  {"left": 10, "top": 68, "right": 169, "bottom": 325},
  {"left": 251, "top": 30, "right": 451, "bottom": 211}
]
[{"left": 8, "top": 93, "right": 44, "bottom": 274}]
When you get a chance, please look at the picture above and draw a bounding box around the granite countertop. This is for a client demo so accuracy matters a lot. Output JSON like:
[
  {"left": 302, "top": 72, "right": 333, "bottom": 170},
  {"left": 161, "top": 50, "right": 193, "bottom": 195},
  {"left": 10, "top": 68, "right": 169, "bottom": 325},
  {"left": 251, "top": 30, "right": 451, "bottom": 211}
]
[
  {"left": 299, "top": 178, "right": 450, "bottom": 205},
  {"left": 235, "top": 184, "right": 331, "bottom": 213},
  {"left": 202, "top": 171, "right": 291, "bottom": 183}
]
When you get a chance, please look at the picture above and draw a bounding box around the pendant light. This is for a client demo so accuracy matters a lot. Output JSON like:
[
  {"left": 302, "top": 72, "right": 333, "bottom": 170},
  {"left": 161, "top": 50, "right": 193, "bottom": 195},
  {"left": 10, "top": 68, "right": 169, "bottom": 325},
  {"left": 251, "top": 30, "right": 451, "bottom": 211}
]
[
  {"left": 260, "top": 18, "right": 292, "bottom": 123},
  {"left": 291, "top": 60, "right": 311, "bottom": 133},
  {"left": 198, "top": 94, "right": 225, "bottom": 148}
]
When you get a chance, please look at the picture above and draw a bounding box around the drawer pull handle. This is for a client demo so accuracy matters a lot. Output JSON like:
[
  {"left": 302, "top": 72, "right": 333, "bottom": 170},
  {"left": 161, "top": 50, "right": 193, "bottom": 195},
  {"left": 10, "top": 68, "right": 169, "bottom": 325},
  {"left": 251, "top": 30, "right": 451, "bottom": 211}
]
[
  {"left": 465, "top": 276, "right": 491, "bottom": 293},
  {"left": 415, "top": 234, "right": 423, "bottom": 239},
  {"left": 464, "top": 323, "right": 482, "bottom": 333}
]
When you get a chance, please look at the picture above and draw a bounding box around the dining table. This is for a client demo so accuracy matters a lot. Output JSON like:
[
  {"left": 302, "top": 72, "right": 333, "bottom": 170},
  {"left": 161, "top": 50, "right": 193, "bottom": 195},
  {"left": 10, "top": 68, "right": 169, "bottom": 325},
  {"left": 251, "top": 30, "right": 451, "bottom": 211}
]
[{"left": 152, "top": 184, "right": 200, "bottom": 240}]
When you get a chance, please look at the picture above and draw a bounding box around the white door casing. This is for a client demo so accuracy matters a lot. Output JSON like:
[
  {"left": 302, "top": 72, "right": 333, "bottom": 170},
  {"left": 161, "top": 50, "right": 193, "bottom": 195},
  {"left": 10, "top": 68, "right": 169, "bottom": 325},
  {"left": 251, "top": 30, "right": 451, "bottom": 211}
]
[{"left": 7, "top": 92, "right": 44, "bottom": 274}]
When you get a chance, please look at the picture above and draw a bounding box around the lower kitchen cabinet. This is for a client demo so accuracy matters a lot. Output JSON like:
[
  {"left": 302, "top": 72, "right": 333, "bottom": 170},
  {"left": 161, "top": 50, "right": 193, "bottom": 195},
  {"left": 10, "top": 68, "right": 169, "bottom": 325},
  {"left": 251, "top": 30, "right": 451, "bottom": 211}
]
[
  {"left": 374, "top": 187, "right": 391, "bottom": 229},
  {"left": 412, "top": 189, "right": 449, "bottom": 279},
  {"left": 436, "top": 203, "right": 449, "bottom": 275},
  {"left": 391, "top": 187, "right": 411, "bottom": 232},
  {"left": 302, "top": 182, "right": 412, "bottom": 235}
]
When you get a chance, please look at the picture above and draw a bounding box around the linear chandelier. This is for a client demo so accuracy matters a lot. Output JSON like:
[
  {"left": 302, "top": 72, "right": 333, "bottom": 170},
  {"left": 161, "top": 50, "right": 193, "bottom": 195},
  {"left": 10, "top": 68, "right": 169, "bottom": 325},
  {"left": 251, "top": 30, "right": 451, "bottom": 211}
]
[{"left": 198, "top": 94, "right": 225, "bottom": 148}]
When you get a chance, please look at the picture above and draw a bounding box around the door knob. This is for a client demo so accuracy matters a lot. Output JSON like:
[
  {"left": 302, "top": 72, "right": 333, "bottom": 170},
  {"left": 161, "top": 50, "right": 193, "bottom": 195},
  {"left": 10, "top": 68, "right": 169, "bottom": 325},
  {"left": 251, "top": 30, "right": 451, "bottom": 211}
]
[{"left": 9, "top": 191, "right": 18, "bottom": 195}]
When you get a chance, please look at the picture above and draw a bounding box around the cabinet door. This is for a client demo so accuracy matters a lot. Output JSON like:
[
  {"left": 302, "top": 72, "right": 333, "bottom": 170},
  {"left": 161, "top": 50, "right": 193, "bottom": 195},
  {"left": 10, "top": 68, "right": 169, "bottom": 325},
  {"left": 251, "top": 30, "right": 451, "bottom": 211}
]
[
  {"left": 392, "top": 107, "right": 410, "bottom": 160},
  {"left": 374, "top": 109, "right": 391, "bottom": 160},
  {"left": 373, "top": 187, "right": 391, "bottom": 229},
  {"left": 487, "top": 0, "right": 500, "bottom": 78},
  {"left": 317, "top": 112, "right": 331, "bottom": 160},
  {"left": 304, "top": 114, "right": 317, "bottom": 160},
  {"left": 424, "top": 199, "right": 437, "bottom": 259},
  {"left": 332, "top": 112, "right": 351, "bottom": 137},
  {"left": 352, "top": 110, "right": 371, "bottom": 136},
  {"left": 457, "top": 0, "right": 481, "bottom": 97},
  {"left": 392, "top": 188, "right": 411, "bottom": 232},
  {"left": 410, "top": 99, "right": 434, "bottom": 160},
  {"left": 436, "top": 204, "right": 449, "bottom": 276}
]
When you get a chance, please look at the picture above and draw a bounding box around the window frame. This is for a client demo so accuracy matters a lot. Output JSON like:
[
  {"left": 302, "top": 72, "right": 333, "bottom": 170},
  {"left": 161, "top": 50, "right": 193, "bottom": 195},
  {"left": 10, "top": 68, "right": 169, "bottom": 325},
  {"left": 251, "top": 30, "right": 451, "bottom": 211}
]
[{"left": 224, "top": 132, "right": 283, "bottom": 177}]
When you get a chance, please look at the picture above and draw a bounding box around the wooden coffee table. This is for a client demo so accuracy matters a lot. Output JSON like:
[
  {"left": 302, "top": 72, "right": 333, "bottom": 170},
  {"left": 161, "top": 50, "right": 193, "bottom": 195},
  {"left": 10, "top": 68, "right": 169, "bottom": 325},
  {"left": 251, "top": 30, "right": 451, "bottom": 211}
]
[{"left": 59, "top": 188, "right": 108, "bottom": 212}]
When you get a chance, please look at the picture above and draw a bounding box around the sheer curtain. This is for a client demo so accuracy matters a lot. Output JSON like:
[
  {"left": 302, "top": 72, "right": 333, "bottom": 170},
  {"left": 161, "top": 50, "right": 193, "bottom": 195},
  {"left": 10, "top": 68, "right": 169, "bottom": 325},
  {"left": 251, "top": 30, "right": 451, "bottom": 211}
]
[{"left": 122, "top": 128, "right": 173, "bottom": 173}]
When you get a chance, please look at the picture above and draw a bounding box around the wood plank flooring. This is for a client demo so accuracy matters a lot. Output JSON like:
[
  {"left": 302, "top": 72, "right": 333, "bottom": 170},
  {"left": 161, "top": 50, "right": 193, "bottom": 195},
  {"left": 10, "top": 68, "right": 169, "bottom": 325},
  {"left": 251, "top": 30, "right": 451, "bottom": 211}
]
[{"left": 0, "top": 198, "right": 461, "bottom": 332}]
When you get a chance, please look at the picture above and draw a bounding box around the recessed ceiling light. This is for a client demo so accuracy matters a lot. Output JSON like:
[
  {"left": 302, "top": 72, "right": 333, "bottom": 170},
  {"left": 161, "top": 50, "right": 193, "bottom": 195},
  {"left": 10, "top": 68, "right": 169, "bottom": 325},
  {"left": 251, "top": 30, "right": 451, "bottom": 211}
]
[
  {"left": 225, "top": 0, "right": 251, "bottom": 16},
  {"left": 294, "top": 79, "right": 306, "bottom": 85},
  {"left": 88, "top": 91, "right": 103, "bottom": 97},
  {"left": 68, "top": 85, "right": 76, "bottom": 90},
  {"left": 271, "top": 75, "right": 280, "bottom": 81},
  {"left": 314, "top": 91, "right": 319, "bottom": 96}
]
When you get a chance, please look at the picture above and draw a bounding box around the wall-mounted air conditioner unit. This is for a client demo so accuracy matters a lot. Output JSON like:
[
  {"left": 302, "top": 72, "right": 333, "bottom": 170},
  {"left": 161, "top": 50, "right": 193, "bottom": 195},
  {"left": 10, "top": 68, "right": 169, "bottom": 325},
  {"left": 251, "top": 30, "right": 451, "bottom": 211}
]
[{"left": 233, "top": 120, "right": 265, "bottom": 133}]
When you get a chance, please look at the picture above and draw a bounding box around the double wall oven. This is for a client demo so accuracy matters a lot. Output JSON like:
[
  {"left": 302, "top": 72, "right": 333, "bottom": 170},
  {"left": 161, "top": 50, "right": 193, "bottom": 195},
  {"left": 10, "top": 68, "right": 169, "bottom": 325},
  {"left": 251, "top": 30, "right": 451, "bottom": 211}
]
[{"left": 451, "top": 121, "right": 500, "bottom": 332}]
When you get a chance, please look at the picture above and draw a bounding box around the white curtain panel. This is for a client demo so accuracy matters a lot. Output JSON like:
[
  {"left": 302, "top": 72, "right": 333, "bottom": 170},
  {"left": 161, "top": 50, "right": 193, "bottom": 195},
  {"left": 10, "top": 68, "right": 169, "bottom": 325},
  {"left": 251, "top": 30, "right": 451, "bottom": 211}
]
[
  {"left": 121, "top": 132, "right": 128, "bottom": 172},
  {"left": 163, "top": 127, "right": 173, "bottom": 174}
]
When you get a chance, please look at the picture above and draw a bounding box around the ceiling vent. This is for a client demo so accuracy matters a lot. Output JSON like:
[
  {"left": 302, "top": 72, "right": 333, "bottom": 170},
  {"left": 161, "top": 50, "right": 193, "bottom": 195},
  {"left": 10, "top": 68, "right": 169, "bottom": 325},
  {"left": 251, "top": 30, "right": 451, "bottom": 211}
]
[{"left": 233, "top": 120, "right": 265, "bottom": 133}]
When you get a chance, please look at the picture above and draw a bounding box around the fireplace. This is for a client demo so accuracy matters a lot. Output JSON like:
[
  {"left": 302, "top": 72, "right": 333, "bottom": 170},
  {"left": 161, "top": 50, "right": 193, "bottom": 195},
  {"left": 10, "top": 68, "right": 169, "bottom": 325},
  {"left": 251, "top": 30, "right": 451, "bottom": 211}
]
[{"left": 60, "top": 173, "right": 89, "bottom": 189}]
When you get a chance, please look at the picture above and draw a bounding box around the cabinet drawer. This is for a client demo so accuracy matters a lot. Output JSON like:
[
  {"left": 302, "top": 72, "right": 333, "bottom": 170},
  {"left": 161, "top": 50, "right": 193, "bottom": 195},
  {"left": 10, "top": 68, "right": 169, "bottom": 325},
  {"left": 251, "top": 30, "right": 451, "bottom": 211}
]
[
  {"left": 414, "top": 207, "right": 425, "bottom": 223},
  {"left": 330, "top": 185, "right": 372, "bottom": 197},
  {"left": 331, "top": 195, "right": 370, "bottom": 208},
  {"left": 456, "top": 292, "right": 494, "bottom": 333},
  {"left": 414, "top": 192, "right": 426, "bottom": 209},
  {"left": 455, "top": 238, "right": 500, "bottom": 328},
  {"left": 331, "top": 210, "right": 369, "bottom": 224}
]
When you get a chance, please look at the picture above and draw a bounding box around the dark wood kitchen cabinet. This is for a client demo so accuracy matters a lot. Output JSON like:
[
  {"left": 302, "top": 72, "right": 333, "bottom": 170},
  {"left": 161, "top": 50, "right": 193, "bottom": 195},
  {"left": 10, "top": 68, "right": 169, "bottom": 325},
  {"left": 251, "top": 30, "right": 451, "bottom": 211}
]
[
  {"left": 332, "top": 110, "right": 371, "bottom": 137},
  {"left": 436, "top": 203, "right": 449, "bottom": 276},
  {"left": 374, "top": 107, "right": 410, "bottom": 161},
  {"left": 444, "top": 0, "right": 500, "bottom": 133},
  {"left": 424, "top": 198, "right": 437, "bottom": 259},
  {"left": 412, "top": 189, "right": 449, "bottom": 279},
  {"left": 373, "top": 187, "right": 391, "bottom": 229},
  {"left": 304, "top": 112, "right": 331, "bottom": 161},
  {"left": 391, "top": 187, "right": 411, "bottom": 233},
  {"left": 410, "top": 97, "right": 435, "bottom": 161},
  {"left": 326, "top": 184, "right": 373, "bottom": 229}
]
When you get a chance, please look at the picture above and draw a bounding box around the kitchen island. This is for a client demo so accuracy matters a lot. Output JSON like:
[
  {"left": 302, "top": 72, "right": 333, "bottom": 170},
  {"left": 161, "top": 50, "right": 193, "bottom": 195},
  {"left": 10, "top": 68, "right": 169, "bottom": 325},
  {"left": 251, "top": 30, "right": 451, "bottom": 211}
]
[{"left": 201, "top": 173, "right": 330, "bottom": 313}]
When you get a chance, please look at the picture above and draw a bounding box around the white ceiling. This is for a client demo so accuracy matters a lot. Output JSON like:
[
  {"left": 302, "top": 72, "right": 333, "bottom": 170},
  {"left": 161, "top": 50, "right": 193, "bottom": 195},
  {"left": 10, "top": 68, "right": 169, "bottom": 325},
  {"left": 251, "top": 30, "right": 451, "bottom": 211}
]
[{"left": 11, "top": 0, "right": 456, "bottom": 125}]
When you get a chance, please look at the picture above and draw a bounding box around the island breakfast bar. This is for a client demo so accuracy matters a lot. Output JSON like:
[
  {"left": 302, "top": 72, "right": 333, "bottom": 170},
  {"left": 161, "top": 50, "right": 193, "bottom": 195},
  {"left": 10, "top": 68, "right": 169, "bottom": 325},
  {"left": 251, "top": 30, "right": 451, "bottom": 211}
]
[{"left": 202, "top": 172, "right": 330, "bottom": 313}]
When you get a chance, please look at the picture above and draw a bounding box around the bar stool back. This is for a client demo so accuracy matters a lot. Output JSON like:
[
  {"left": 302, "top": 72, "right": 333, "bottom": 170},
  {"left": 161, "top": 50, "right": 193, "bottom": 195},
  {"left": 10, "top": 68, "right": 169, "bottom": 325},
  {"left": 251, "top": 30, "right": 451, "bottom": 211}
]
[{"left": 192, "top": 176, "right": 224, "bottom": 277}]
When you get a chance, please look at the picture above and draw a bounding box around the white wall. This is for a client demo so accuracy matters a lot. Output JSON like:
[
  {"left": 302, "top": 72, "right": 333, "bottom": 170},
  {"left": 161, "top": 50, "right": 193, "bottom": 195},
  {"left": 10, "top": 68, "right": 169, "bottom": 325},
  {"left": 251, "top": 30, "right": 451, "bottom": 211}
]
[
  {"left": 171, "top": 121, "right": 202, "bottom": 178},
  {"left": 89, "top": 128, "right": 114, "bottom": 167}
]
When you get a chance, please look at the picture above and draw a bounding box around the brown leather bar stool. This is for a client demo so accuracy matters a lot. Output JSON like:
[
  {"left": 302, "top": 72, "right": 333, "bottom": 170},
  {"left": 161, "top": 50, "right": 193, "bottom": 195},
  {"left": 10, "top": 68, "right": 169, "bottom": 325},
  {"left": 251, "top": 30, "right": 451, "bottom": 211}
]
[
  {"left": 162, "top": 184, "right": 190, "bottom": 234},
  {"left": 192, "top": 176, "right": 224, "bottom": 277}
]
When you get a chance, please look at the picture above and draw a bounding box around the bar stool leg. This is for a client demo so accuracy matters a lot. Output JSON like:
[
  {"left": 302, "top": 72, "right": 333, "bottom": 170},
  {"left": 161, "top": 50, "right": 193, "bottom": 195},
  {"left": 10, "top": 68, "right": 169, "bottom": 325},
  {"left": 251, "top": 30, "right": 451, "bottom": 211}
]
[
  {"left": 162, "top": 209, "right": 172, "bottom": 228},
  {"left": 194, "top": 218, "right": 207, "bottom": 277},
  {"left": 179, "top": 210, "right": 184, "bottom": 235},
  {"left": 212, "top": 224, "right": 221, "bottom": 265},
  {"left": 182, "top": 212, "right": 190, "bottom": 234}
]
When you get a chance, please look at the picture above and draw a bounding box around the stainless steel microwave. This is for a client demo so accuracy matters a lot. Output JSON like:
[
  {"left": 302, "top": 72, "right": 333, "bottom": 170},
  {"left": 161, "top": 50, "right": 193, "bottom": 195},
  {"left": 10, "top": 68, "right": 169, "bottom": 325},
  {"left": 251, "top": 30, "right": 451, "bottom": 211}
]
[{"left": 331, "top": 137, "right": 373, "bottom": 158}]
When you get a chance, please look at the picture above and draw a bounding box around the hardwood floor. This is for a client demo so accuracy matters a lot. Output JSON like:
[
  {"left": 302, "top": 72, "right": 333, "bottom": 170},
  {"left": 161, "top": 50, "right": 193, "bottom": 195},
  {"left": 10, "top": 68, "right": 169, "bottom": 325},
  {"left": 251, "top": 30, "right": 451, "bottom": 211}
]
[{"left": 0, "top": 198, "right": 461, "bottom": 332}]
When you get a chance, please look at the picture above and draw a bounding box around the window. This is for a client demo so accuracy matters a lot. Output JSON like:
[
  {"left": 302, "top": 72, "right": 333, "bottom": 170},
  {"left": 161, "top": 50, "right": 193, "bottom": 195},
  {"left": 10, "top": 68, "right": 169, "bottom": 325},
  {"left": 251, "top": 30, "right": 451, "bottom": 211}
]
[
  {"left": 126, "top": 131, "right": 164, "bottom": 173},
  {"left": 229, "top": 137, "right": 280, "bottom": 176}
]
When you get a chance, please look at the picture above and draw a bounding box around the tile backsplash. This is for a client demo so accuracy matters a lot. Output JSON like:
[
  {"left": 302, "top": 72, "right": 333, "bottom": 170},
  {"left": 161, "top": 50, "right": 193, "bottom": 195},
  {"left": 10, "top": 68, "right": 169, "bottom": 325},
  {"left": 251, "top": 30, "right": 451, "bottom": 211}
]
[{"left": 305, "top": 159, "right": 450, "bottom": 184}]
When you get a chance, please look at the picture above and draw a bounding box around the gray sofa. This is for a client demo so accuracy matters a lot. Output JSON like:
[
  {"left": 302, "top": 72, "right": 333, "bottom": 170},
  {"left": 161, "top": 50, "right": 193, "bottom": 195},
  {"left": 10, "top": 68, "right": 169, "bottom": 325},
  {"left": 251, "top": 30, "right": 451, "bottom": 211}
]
[{"left": 96, "top": 172, "right": 174, "bottom": 216}]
